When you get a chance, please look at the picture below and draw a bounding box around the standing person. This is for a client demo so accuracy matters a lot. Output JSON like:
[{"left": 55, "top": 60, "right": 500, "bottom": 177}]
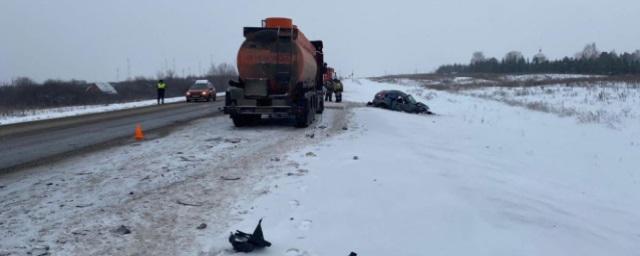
[
  {"left": 157, "top": 79, "right": 166, "bottom": 104},
  {"left": 333, "top": 78, "right": 343, "bottom": 102},
  {"left": 324, "top": 80, "right": 334, "bottom": 102}
]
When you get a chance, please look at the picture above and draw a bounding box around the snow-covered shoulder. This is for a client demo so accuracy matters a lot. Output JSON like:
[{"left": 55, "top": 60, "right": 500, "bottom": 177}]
[{"left": 209, "top": 79, "right": 640, "bottom": 256}]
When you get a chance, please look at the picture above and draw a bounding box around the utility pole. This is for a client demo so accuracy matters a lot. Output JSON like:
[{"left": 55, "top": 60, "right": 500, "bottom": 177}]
[{"left": 116, "top": 67, "right": 120, "bottom": 81}]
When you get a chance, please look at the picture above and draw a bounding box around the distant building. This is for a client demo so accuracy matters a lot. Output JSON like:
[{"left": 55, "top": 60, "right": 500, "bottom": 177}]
[
  {"left": 86, "top": 82, "right": 118, "bottom": 95},
  {"left": 533, "top": 49, "right": 548, "bottom": 64}
]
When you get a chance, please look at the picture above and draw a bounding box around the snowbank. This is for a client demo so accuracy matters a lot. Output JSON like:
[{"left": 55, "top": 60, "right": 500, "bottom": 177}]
[{"left": 0, "top": 92, "right": 225, "bottom": 126}]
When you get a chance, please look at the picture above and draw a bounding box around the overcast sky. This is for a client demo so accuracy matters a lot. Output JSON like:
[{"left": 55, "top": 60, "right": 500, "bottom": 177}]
[{"left": 1, "top": 0, "right": 639, "bottom": 83}]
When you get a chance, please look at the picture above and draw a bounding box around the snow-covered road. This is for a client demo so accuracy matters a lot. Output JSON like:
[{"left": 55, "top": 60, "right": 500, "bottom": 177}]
[
  {"left": 0, "top": 106, "right": 349, "bottom": 255},
  {"left": 1, "top": 79, "right": 639, "bottom": 256}
]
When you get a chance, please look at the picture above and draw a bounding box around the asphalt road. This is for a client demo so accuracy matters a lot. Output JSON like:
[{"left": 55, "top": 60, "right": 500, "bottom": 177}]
[{"left": 0, "top": 101, "right": 223, "bottom": 172}]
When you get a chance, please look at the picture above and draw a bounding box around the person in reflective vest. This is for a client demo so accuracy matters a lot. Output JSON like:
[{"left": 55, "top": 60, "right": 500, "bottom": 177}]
[
  {"left": 324, "top": 80, "right": 334, "bottom": 102},
  {"left": 333, "top": 79, "right": 343, "bottom": 102},
  {"left": 157, "top": 79, "right": 167, "bottom": 104},
  {"left": 334, "top": 79, "right": 343, "bottom": 92}
]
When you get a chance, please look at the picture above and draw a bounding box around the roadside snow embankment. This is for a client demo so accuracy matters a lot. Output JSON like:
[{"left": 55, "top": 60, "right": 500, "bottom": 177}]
[
  {"left": 209, "top": 79, "right": 640, "bottom": 256},
  {"left": 0, "top": 92, "right": 224, "bottom": 126}
]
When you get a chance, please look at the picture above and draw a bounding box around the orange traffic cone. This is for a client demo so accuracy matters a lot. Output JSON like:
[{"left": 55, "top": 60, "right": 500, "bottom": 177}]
[{"left": 134, "top": 124, "right": 144, "bottom": 141}]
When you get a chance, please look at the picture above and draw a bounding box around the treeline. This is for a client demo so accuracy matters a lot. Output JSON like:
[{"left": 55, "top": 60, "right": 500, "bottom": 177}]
[
  {"left": 0, "top": 63, "right": 237, "bottom": 112},
  {"left": 437, "top": 43, "right": 640, "bottom": 75}
]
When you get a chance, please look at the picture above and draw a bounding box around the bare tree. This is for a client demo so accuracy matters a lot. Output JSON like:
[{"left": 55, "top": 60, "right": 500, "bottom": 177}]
[
  {"left": 207, "top": 63, "right": 237, "bottom": 76},
  {"left": 470, "top": 51, "right": 486, "bottom": 64},
  {"left": 165, "top": 69, "right": 176, "bottom": 78},
  {"left": 503, "top": 51, "right": 524, "bottom": 62},
  {"left": 575, "top": 43, "right": 600, "bottom": 60},
  {"left": 156, "top": 71, "right": 165, "bottom": 80},
  {"left": 632, "top": 50, "right": 640, "bottom": 61},
  {"left": 12, "top": 77, "right": 37, "bottom": 87},
  {"left": 155, "top": 69, "right": 176, "bottom": 79}
]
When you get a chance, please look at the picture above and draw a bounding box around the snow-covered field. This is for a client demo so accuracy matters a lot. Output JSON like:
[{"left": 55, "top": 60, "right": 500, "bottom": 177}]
[
  {"left": 450, "top": 76, "right": 496, "bottom": 84},
  {"left": 388, "top": 77, "right": 497, "bottom": 87},
  {"left": 460, "top": 82, "right": 640, "bottom": 129},
  {"left": 2, "top": 79, "right": 640, "bottom": 255},
  {"left": 381, "top": 74, "right": 604, "bottom": 89},
  {"left": 0, "top": 92, "right": 224, "bottom": 126},
  {"left": 501, "top": 74, "right": 602, "bottom": 82}
]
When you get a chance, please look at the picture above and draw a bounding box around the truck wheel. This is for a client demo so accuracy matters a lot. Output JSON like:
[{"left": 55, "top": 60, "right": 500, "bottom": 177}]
[
  {"left": 295, "top": 101, "right": 310, "bottom": 128},
  {"left": 232, "top": 115, "right": 248, "bottom": 127},
  {"left": 309, "top": 102, "right": 315, "bottom": 123},
  {"left": 232, "top": 114, "right": 259, "bottom": 127},
  {"left": 306, "top": 101, "right": 314, "bottom": 125},
  {"left": 225, "top": 95, "right": 232, "bottom": 106},
  {"left": 316, "top": 97, "right": 324, "bottom": 114},
  {"left": 247, "top": 115, "right": 260, "bottom": 125}
]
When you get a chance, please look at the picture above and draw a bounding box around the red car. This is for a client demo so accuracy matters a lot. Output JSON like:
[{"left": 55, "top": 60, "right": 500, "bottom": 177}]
[{"left": 186, "top": 80, "right": 216, "bottom": 102}]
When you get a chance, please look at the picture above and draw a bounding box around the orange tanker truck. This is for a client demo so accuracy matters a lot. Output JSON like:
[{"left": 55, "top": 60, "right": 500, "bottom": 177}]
[{"left": 224, "top": 17, "right": 326, "bottom": 127}]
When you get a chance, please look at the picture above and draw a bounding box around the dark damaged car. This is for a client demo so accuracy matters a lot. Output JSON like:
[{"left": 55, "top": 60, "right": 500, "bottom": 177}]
[{"left": 367, "top": 90, "right": 433, "bottom": 114}]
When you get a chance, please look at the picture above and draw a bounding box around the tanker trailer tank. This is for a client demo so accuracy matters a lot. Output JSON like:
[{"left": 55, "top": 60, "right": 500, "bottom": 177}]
[{"left": 224, "top": 17, "right": 325, "bottom": 128}]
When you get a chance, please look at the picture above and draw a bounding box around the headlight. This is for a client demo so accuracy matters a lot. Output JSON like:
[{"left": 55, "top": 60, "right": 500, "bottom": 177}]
[
  {"left": 202, "top": 91, "right": 208, "bottom": 95},
  {"left": 186, "top": 92, "right": 191, "bottom": 96}
]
